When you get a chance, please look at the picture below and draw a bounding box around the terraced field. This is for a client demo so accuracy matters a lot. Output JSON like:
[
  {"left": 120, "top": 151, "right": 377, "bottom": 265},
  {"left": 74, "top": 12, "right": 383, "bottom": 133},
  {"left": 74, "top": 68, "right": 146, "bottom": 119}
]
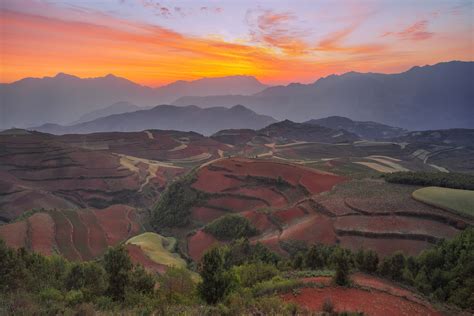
[
  {"left": 178, "top": 159, "right": 473, "bottom": 259},
  {"left": 183, "top": 157, "right": 347, "bottom": 259},
  {"left": 0, "top": 205, "right": 141, "bottom": 261}
]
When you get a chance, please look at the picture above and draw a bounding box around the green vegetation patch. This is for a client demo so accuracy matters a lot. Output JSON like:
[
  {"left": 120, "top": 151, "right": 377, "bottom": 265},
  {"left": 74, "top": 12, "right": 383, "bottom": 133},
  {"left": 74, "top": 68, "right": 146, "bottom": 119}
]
[
  {"left": 152, "top": 173, "right": 210, "bottom": 229},
  {"left": 412, "top": 186, "right": 474, "bottom": 217},
  {"left": 204, "top": 214, "right": 259, "bottom": 241},
  {"left": 126, "top": 232, "right": 186, "bottom": 268},
  {"left": 384, "top": 171, "right": 474, "bottom": 190}
]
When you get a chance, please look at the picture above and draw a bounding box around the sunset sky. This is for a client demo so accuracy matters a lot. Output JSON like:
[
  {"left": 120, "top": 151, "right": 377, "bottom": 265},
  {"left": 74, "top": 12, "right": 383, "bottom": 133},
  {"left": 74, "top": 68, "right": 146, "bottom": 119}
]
[{"left": 1, "top": 0, "right": 473, "bottom": 86}]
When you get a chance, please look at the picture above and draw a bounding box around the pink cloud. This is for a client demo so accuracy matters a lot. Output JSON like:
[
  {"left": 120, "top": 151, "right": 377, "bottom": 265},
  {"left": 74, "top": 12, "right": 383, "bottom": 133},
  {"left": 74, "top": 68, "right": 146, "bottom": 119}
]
[{"left": 383, "top": 20, "right": 434, "bottom": 41}]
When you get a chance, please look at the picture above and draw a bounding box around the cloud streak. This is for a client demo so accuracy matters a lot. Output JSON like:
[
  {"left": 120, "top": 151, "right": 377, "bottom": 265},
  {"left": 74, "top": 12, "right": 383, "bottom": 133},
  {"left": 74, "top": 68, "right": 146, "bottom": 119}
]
[{"left": 383, "top": 20, "right": 434, "bottom": 41}]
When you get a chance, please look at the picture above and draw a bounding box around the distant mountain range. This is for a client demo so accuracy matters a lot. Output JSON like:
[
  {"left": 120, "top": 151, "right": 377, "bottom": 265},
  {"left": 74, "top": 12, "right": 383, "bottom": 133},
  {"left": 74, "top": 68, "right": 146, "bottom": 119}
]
[
  {"left": 305, "top": 116, "right": 407, "bottom": 140},
  {"left": 32, "top": 104, "right": 276, "bottom": 136},
  {"left": 2, "top": 61, "right": 473, "bottom": 131},
  {"left": 173, "top": 61, "right": 474, "bottom": 130},
  {"left": 0, "top": 74, "right": 267, "bottom": 129}
]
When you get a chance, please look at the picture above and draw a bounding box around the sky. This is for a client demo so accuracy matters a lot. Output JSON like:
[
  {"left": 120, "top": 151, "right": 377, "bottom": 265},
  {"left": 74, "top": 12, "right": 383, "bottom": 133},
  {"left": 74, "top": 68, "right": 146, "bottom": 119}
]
[{"left": 1, "top": 0, "right": 473, "bottom": 86}]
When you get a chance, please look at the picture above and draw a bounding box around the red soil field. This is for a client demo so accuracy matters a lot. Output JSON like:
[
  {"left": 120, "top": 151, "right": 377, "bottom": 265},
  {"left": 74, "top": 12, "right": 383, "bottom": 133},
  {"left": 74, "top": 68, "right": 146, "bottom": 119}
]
[
  {"left": 28, "top": 213, "right": 55, "bottom": 256},
  {"left": 282, "top": 287, "right": 440, "bottom": 316},
  {"left": 338, "top": 235, "right": 431, "bottom": 257},
  {"left": 334, "top": 215, "right": 460, "bottom": 239},
  {"left": 49, "top": 210, "right": 82, "bottom": 261},
  {"left": 241, "top": 210, "right": 276, "bottom": 233},
  {"left": 274, "top": 206, "right": 307, "bottom": 225},
  {"left": 78, "top": 210, "right": 109, "bottom": 258},
  {"left": 192, "top": 167, "right": 243, "bottom": 192},
  {"left": 299, "top": 172, "right": 346, "bottom": 195},
  {"left": 0, "top": 220, "right": 27, "bottom": 249},
  {"left": 126, "top": 244, "right": 167, "bottom": 274},
  {"left": 63, "top": 210, "right": 94, "bottom": 261},
  {"left": 280, "top": 214, "right": 337, "bottom": 245},
  {"left": 229, "top": 187, "right": 288, "bottom": 208},
  {"left": 94, "top": 205, "right": 139, "bottom": 246},
  {"left": 191, "top": 207, "right": 227, "bottom": 223},
  {"left": 205, "top": 196, "right": 267, "bottom": 212},
  {"left": 187, "top": 230, "right": 220, "bottom": 262}
]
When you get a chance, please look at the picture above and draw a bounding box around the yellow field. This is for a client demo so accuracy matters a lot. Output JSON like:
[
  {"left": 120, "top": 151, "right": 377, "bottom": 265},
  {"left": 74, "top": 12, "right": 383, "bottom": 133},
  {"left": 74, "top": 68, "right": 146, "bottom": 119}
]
[
  {"left": 126, "top": 232, "right": 187, "bottom": 268},
  {"left": 412, "top": 187, "right": 474, "bottom": 217}
]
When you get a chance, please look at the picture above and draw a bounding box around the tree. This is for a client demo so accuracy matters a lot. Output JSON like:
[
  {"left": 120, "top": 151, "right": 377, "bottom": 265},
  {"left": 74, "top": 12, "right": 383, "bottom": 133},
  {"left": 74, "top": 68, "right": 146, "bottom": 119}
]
[
  {"left": 103, "top": 246, "right": 132, "bottom": 301},
  {"left": 198, "top": 247, "right": 235, "bottom": 304},
  {"left": 159, "top": 267, "right": 196, "bottom": 304},
  {"left": 363, "top": 250, "right": 379, "bottom": 273},
  {"left": 292, "top": 252, "right": 304, "bottom": 270},
  {"left": 305, "top": 245, "right": 324, "bottom": 270},
  {"left": 66, "top": 263, "right": 85, "bottom": 290},
  {"left": 389, "top": 252, "right": 406, "bottom": 281},
  {"left": 128, "top": 265, "right": 155, "bottom": 295},
  {"left": 332, "top": 248, "right": 351, "bottom": 286}
]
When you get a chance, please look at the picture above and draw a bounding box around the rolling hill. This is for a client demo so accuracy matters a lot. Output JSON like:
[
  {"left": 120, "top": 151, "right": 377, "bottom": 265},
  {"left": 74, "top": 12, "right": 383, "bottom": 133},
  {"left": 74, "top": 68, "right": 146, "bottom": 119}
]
[{"left": 32, "top": 104, "right": 277, "bottom": 136}]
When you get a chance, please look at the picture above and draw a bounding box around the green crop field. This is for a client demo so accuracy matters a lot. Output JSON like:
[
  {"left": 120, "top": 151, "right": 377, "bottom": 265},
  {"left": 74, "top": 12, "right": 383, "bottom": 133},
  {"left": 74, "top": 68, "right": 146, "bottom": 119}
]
[
  {"left": 412, "top": 186, "right": 474, "bottom": 217},
  {"left": 126, "top": 232, "right": 186, "bottom": 268}
]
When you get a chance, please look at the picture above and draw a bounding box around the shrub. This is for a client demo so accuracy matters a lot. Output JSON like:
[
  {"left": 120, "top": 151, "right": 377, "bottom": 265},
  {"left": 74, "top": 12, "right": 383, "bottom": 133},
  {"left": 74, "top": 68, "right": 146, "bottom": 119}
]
[
  {"left": 65, "top": 290, "right": 84, "bottom": 306},
  {"left": 204, "top": 214, "right": 258, "bottom": 240},
  {"left": 233, "top": 262, "right": 279, "bottom": 288}
]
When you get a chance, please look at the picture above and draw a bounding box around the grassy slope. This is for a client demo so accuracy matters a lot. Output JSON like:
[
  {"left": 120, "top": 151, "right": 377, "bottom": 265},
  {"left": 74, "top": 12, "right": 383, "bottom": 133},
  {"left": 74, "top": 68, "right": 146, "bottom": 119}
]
[
  {"left": 126, "top": 232, "right": 186, "bottom": 268},
  {"left": 412, "top": 187, "right": 474, "bottom": 216}
]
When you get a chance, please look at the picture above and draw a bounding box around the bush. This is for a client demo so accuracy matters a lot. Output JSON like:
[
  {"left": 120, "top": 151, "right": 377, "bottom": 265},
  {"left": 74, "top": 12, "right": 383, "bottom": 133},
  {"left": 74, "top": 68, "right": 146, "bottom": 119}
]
[
  {"left": 159, "top": 267, "right": 197, "bottom": 304},
  {"left": 65, "top": 290, "right": 84, "bottom": 306},
  {"left": 204, "top": 214, "right": 258, "bottom": 240},
  {"left": 233, "top": 262, "right": 279, "bottom": 288},
  {"left": 332, "top": 248, "right": 352, "bottom": 286},
  {"left": 38, "top": 287, "right": 63, "bottom": 304}
]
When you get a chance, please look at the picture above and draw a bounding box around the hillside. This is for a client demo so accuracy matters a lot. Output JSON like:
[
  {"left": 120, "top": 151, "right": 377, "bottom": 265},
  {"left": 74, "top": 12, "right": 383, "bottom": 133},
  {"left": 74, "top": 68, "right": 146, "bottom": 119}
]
[
  {"left": 32, "top": 104, "right": 277, "bottom": 136},
  {"left": 173, "top": 61, "right": 474, "bottom": 130}
]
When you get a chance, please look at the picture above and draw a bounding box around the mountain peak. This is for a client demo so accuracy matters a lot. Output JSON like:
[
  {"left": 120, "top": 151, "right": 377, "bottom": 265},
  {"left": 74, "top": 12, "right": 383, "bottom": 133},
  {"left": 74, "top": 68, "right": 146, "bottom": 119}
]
[{"left": 54, "top": 72, "right": 78, "bottom": 79}]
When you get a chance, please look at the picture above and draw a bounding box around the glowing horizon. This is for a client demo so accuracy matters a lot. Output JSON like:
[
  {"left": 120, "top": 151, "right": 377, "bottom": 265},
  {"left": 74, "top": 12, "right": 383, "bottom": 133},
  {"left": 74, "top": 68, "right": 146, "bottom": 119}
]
[{"left": 1, "top": 0, "right": 473, "bottom": 87}]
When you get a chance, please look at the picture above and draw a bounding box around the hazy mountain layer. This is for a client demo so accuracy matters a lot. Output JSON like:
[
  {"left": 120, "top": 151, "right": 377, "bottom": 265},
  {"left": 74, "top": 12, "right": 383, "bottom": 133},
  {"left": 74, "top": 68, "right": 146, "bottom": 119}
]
[
  {"left": 173, "top": 61, "right": 474, "bottom": 130},
  {"left": 32, "top": 104, "right": 277, "bottom": 136},
  {"left": 0, "top": 74, "right": 267, "bottom": 129}
]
